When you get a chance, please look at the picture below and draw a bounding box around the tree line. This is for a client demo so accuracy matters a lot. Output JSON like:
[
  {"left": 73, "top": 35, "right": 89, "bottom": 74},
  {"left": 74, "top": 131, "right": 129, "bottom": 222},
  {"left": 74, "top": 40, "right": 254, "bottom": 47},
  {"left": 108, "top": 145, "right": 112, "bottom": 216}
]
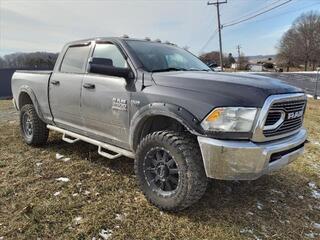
[
  {"left": 277, "top": 11, "right": 320, "bottom": 71},
  {"left": 0, "top": 52, "right": 58, "bottom": 69}
]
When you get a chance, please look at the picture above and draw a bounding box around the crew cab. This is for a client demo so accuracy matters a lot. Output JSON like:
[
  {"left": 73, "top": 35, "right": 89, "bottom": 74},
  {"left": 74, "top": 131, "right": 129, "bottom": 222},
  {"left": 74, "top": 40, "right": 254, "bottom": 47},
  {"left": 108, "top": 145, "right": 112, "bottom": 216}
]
[{"left": 11, "top": 37, "right": 307, "bottom": 211}]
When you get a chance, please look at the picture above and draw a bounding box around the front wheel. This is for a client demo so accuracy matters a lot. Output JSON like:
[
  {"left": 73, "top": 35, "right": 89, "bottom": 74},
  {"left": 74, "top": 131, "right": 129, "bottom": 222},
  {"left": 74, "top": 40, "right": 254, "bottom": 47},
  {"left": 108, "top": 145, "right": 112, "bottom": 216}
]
[
  {"left": 20, "top": 104, "right": 49, "bottom": 146},
  {"left": 135, "top": 131, "right": 208, "bottom": 211}
]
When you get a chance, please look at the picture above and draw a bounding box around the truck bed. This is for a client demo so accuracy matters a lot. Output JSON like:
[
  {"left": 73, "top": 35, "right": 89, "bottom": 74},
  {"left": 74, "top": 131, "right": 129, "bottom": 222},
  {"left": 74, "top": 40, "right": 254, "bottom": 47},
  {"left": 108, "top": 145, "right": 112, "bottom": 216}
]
[{"left": 11, "top": 70, "right": 53, "bottom": 122}]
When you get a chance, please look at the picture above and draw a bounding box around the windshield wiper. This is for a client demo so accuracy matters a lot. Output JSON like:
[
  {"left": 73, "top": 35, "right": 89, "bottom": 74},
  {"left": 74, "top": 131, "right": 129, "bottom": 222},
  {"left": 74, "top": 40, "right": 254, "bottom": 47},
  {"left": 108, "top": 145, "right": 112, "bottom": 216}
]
[{"left": 151, "top": 67, "right": 187, "bottom": 73}]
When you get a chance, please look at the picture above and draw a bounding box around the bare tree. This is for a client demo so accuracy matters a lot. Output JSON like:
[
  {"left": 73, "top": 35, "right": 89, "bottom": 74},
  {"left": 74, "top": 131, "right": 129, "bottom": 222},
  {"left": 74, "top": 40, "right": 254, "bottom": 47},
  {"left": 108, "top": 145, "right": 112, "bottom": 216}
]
[
  {"left": 276, "top": 29, "right": 298, "bottom": 71},
  {"left": 277, "top": 11, "right": 320, "bottom": 71},
  {"left": 237, "top": 53, "right": 249, "bottom": 70}
]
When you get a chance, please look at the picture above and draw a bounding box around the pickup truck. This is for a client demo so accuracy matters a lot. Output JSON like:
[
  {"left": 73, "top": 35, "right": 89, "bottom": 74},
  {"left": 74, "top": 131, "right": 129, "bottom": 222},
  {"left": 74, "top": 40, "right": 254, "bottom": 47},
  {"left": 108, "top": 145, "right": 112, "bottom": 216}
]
[{"left": 11, "top": 37, "right": 307, "bottom": 211}]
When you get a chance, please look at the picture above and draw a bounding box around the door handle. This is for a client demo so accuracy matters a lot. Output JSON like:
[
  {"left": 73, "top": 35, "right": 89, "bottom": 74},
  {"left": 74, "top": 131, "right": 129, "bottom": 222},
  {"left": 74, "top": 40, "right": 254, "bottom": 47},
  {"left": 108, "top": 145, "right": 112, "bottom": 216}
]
[
  {"left": 83, "top": 83, "right": 95, "bottom": 89},
  {"left": 51, "top": 80, "right": 60, "bottom": 85}
]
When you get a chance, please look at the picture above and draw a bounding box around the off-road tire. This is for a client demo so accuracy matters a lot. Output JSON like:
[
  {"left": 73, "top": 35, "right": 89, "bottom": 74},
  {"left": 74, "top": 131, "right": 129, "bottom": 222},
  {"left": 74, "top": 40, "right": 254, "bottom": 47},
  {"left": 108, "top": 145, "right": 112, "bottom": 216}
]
[
  {"left": 135, "top": 131, "right": 208, "bottom": 211},
  {"left": 20, "top": 104, "right": 49, "bottom": 146}
]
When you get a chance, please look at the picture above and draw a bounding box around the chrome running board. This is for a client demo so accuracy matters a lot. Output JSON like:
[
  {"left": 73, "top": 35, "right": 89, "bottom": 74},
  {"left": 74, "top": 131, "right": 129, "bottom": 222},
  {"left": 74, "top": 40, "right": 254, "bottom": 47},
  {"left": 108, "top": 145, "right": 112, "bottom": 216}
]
[{"left": 47, "top": 125, "right": 135, "bottom": 159}]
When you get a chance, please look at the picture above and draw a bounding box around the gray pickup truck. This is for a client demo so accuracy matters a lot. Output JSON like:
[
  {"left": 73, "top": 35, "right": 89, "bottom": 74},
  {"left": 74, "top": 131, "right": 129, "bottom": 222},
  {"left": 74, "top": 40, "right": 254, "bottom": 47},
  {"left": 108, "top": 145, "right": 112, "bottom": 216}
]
[{"left": 11, "top": 37, "right": 307, "bottom": 211}]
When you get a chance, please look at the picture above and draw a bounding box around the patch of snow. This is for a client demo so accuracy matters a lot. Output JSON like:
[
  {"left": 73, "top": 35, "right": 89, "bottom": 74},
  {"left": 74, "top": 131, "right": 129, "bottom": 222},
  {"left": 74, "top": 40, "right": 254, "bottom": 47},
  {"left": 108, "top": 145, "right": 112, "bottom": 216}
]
[
  {"left": 56, "top": 177, "right": 70, "bottom": 182},
  {"left": 73, "top": 216, "right": 82, "bottom": 225},
  {"left": 84, "top": 190, "right": 90, "bottom": 195},
  {"left": 0, "top": 236, "right": 3, "bottom": 240},
  {"left": 36, "top": 162, "right": 42, "bottom": 167},
  {"left": 308, "top": 182, "right": 317, "bottom": 189},
  {"left": 72, "top": 193, "right": 79, "bottom": 197},
  {"left": 99, "top": 229, "right": 113, "bottom": 240},
  {"left": 115, "top": 214, "right": 125, "bottom": 221},
  {"left": 270, "top": 199, "right": 277, "bottom": 203},
  {"left": 313, "top": 141, "right": 320, "bottom": 146},
  {"left": 253, "top": 235, "right": 262, "bottom": 240},
  {"left": 160, "top": 211, "right": 164, "bottom": 216},
  {"left": 311, "top": 190, "right": 320, "bottom": 199},
  {"left": 246, "top": 211, "right": 254, "bottom": 216},
  {"left": 240, "top": 228, "right": 253, "bottom": 234},
  {"left": 56, "top": 153, "right": 64, "bottom": 160},
  {"left": 298, "top": 195, "right": 304, "bottom": 199},
  {"left": 62, "top": 157, "right": 70, "bottom": 162},
  {"left": 305, "top": 232, "right": 316, "bottom": 239},
  {"left": 270, "top": 189, "right": 285, "bottom": 197},
  {"left": 313, "top": 223, "right": 320, "bottom": 230},
  {"left": 257, "top": 201, "right": 264, "bottom": 210},
  {"left": 306, "top": 94, "right": 320, "bottom": 100},
  {"left": 314, "top": 205, "right": 320, "bottom": 210},
  {"left": 53, "top": 191, "right": 61, "bottom": 196}
]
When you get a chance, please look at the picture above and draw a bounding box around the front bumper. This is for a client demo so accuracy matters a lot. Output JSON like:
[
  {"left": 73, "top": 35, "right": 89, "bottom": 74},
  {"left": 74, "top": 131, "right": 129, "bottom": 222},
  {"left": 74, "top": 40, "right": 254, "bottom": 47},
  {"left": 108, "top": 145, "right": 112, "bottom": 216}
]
[{"left": 198, "top": 129, "right": 307, "bottom": 180}]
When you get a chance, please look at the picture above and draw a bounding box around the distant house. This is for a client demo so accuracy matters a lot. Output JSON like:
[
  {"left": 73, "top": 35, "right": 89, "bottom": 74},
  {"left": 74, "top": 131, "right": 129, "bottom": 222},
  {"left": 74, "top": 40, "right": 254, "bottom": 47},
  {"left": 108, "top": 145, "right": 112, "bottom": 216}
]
[{"left": 249, "top": 64, "right": 263, "bottom": 72}]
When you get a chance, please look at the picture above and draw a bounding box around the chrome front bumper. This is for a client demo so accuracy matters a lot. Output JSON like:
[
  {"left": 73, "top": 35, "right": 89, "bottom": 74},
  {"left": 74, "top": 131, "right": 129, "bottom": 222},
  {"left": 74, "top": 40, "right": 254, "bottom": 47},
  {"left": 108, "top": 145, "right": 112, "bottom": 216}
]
[{"left": 198, "top": 129, "right": 307, "bottom": 180}]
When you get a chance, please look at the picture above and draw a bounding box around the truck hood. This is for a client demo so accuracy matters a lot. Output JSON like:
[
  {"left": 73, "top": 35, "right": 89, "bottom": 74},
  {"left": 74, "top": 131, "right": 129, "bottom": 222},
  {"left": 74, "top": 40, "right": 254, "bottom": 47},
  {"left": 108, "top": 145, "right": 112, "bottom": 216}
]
[{"left": 151, "top": 71, "right": 303, "bottom": 107}]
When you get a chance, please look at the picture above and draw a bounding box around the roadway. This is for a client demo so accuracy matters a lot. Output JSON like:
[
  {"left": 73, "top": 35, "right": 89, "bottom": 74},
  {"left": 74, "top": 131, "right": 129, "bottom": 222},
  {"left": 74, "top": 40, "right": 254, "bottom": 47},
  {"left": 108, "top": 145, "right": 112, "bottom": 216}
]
[{"left": 251, "top": 72, "right": 320, "bottom": 97}]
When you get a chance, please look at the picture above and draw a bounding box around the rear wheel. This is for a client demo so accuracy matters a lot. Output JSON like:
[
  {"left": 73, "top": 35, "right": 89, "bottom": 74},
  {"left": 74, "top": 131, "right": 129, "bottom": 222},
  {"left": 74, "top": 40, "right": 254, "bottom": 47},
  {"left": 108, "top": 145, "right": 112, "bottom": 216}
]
[
  {"left": 135, "top": 131, "right": 208, "bottom": 211},
  {"left": 20, "top": 104, "right": 48, "bottom": 146}
]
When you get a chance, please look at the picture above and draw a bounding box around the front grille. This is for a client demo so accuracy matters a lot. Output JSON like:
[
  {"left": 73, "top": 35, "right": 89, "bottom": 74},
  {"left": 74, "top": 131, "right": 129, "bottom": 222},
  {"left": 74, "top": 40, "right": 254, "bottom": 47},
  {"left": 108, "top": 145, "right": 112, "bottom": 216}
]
[
  {"left": 265, "top": 111, "right": 282, "bottom": 126},
  {"left": 263, "top": 99, "right": 306, "bottom": 137}
]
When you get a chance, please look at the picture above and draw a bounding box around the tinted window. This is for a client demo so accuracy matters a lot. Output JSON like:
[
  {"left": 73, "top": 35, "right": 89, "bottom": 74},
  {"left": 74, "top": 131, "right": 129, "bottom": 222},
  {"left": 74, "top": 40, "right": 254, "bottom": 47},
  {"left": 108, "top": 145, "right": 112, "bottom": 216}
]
[
  {"left": 92, "top": 43, "right": 127, "bottom": 68},
  {"left": 60, "top": 45, "right": 91, "bottom": 73},
  {"left": 126, "top": 40, "right": 210, "bottom": 72}
]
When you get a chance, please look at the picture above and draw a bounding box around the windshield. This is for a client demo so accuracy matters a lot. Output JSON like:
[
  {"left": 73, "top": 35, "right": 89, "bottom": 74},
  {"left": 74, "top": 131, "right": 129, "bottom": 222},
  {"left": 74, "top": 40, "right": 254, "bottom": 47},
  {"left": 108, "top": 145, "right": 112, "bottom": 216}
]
[{"left": 126, "top": 40, "right": 210, "bottom": 72}]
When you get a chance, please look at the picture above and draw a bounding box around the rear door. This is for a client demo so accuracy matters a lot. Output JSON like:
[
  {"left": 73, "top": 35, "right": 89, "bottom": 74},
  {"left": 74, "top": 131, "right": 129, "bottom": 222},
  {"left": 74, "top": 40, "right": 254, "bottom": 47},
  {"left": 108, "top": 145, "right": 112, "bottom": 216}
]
[
  {"left": 81, "top": 42, "right": 131, "bottom": 147},
  {"left": 49, "top": 43, "right": 91, "bottom": 130}
]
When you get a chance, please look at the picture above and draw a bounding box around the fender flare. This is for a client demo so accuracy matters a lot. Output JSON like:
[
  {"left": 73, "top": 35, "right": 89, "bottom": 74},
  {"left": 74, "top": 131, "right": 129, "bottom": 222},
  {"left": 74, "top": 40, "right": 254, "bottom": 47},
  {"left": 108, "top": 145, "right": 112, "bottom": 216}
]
[
  {"left": 129, "top": 103, "right": 204, "bottom": 150},
  {"left": 18, "top": 85, "right": 45, "bottom": 121}
]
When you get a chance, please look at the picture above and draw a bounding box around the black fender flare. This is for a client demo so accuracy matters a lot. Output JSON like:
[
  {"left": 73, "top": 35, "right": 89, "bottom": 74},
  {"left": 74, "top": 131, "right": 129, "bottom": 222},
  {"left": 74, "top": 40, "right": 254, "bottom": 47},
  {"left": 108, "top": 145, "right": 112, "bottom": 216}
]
[
  {"left": 129, "top": 103, "right": 204, "bottom": 150},
  {"left": 18, "top": 85, "right": 45, "bottom": 121}
]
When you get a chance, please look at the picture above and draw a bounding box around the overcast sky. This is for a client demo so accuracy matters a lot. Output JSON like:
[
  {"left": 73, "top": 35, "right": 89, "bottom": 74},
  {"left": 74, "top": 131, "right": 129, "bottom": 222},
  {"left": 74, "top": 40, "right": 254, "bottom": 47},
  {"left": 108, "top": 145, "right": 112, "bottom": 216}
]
[{"left": 0, "top": 0, "right": 319, "bottom": 57}]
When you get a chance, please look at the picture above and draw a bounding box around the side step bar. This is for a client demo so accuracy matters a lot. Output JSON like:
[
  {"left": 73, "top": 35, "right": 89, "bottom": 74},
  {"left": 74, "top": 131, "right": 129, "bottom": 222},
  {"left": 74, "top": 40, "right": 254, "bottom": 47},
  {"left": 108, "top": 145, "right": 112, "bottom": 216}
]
[{"left": 47, "top": 125, "right": 135, "bottom": 159}]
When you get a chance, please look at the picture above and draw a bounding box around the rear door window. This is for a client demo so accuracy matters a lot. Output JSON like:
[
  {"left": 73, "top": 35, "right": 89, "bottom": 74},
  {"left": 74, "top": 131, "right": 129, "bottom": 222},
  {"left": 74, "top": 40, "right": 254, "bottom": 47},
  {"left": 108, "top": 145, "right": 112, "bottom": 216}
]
[{"left": 60, "top": 45, "right": 91, "bottom": 73}]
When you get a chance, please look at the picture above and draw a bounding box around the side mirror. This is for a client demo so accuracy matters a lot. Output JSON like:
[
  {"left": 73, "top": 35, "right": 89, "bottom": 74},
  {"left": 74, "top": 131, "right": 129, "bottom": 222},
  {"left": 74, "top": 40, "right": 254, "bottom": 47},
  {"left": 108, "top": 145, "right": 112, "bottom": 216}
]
[{"left": 89, "top": 57, "right": 133, "bottom": 80}]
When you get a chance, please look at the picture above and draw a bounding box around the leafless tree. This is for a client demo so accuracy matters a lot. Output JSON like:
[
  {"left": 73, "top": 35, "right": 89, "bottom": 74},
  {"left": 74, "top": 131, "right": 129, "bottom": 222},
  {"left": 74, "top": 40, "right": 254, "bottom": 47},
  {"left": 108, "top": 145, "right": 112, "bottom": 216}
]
[
  {"left": 277, "top": 11, "right": 320, "bottom": 71},
  {"left": 237, "top": 53, "right": 249, "bottom": 70}
]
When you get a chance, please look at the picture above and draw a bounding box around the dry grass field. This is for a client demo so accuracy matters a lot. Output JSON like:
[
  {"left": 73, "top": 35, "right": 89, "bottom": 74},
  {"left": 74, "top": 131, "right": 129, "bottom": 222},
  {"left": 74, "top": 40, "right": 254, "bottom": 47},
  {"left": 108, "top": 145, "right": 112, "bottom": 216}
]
[{"left": 0, "top": 99, "right": 319, "bottom": 240}]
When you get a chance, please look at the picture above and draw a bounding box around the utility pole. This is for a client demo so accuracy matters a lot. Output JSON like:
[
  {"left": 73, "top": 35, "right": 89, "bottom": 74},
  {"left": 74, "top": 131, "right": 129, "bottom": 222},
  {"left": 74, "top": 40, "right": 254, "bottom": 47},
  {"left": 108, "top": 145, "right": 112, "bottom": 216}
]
[
  {"left": 208, "top": 0, "right": 227, "bottom": 71},
  {"left": 236, "top": 45, "right": 241, "bottom": 70}
]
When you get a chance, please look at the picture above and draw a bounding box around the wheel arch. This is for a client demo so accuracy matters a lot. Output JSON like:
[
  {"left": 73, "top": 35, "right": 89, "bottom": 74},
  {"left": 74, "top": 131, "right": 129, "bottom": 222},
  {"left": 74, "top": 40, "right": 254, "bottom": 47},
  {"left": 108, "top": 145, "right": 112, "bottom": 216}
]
[
  {"left": 129, "top": 103, "right": 203, "bottom": 151},
  {"left": 18, "top": 86, "right": 45, "bottom": 121}
]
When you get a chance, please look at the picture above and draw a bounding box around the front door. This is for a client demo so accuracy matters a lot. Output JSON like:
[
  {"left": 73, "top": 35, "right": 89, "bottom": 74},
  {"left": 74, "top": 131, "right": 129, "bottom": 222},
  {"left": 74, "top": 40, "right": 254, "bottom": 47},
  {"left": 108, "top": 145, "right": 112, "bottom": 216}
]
[
  {"left": 49, "top": 44, "right": 91, "bottom": 130},
  {"left": 81, "top": 42, "right": 131, "bottom": 148}
]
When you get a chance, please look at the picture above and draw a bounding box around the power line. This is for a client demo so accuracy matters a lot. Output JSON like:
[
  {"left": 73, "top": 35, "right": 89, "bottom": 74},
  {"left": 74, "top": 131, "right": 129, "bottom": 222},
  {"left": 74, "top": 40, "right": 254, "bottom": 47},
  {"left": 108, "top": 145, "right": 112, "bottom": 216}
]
[
  {"left": 199, "top": 28, "right": 219, "bottom": 53},
  {"left": 223, "top": 0, "right": 292, "bottom": 28},
  {"left": 236, "top": 2, "right": 320, "bottom": 26},
  {"left": 223, "top": 0, "right": 284, "bottom": 26}
]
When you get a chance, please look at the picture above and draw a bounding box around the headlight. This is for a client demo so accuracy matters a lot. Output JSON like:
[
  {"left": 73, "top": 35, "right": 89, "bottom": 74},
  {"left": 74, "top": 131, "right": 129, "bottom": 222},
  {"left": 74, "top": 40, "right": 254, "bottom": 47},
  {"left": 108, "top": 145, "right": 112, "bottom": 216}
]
[{"left": 201, "top": 107, "right": 257, "bottom": 132}]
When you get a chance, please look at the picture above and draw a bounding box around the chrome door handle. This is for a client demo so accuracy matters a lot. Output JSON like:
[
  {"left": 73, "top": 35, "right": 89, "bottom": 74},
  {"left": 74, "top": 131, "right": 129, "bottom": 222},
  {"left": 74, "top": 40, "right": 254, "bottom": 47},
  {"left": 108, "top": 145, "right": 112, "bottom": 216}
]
[
  {"left": 83, "top": 83, "right": 95, "bottom": 89},
  {"left": 51, "top": 80, "right": 60, "bottom": 85}
]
